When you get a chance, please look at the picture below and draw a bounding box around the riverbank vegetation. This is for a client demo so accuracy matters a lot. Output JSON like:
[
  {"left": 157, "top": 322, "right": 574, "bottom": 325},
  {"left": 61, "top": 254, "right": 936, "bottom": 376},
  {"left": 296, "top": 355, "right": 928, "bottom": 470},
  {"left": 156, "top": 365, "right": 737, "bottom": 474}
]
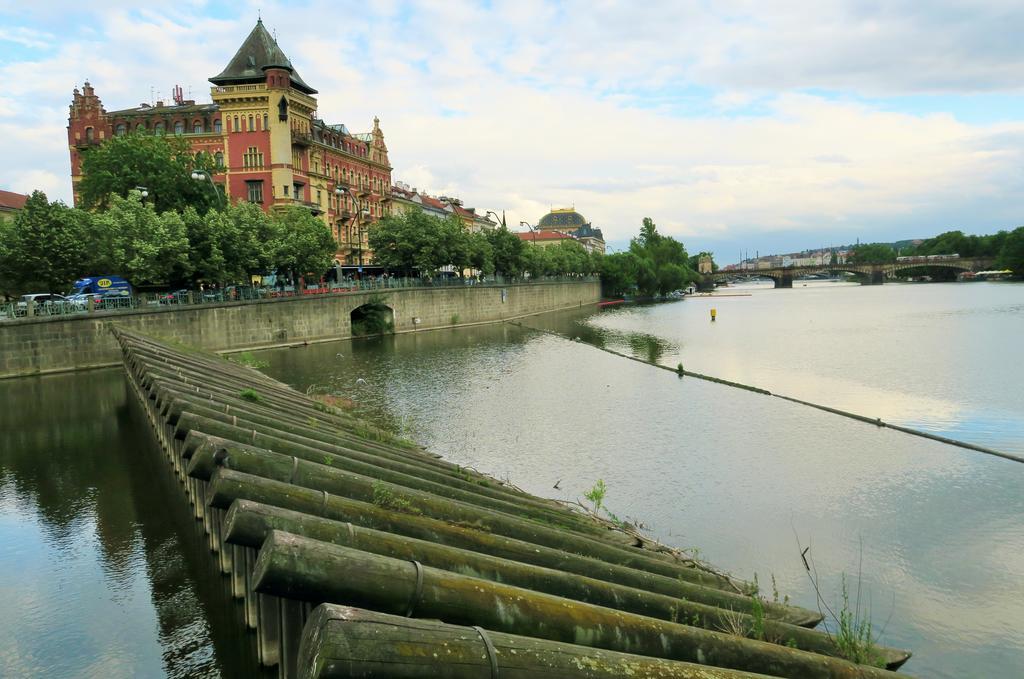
[
  {"left": 848, "top": 227, "right": 1024, "bottom": 275},
  {"left": 600, "top": 218, "right": 701, "bottom": 297}
]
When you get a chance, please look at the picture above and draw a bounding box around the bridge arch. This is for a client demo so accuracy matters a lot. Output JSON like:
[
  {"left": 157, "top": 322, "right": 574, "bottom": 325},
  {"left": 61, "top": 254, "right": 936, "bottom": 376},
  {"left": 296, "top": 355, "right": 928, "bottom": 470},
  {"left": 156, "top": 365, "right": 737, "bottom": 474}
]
[{"left": 350, "top": 300, "right": 395, "bottom": 336}]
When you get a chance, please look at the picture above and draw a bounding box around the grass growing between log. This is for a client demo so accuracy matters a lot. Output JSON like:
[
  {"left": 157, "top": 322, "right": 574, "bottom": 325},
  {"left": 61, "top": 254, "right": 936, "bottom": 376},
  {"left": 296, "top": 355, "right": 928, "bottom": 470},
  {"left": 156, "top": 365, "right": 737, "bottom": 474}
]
[
  {"left": 228, "top": 351, "right": 269, "bottom": 369},
  {"left": 239, "top": 388, "right": 264, "bottom": 403},
  {"left": 797, "top": 535, "right": 889, "bottom": 668},
  {"left": 371, "top": 480, "right": 421, "bottom": 515}
]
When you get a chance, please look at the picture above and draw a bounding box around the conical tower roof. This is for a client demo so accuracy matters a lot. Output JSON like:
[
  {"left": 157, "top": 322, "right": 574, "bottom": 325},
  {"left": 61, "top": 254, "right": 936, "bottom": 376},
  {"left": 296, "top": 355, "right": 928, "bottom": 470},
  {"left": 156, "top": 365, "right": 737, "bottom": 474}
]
[{"left": 209, "top": 19, "right": 317, "bottom": 94}]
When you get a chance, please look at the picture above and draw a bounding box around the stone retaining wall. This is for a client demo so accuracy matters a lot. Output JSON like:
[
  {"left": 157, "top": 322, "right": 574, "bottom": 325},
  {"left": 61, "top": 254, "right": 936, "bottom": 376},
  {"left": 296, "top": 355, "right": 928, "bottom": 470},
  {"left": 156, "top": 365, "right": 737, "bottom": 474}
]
[{"left": 0, "top": 281, "right": 600, "bottom": 379}]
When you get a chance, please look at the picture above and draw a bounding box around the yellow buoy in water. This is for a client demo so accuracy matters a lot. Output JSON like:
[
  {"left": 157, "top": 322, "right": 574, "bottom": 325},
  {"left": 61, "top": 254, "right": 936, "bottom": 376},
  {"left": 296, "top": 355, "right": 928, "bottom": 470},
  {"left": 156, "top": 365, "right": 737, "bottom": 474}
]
[{"left": 710, "top": 308, "right": 717, "bottom": 322}]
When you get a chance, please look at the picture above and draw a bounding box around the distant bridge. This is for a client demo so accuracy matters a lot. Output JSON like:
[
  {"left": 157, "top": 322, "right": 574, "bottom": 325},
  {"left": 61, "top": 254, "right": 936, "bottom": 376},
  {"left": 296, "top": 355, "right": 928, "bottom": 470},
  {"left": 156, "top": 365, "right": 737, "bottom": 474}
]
[{"left": 708, "top": 257, "right": 997, "bottom": 288}]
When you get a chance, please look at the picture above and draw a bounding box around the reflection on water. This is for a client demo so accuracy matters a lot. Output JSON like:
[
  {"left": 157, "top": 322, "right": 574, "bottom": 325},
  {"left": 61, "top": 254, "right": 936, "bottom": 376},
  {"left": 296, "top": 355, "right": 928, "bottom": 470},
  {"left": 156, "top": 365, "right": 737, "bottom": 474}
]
[
  {"left": 565, "top": 282, "right": 1024, "bottom": 455},
  {"left": 261, "top": 295, "right": 1024, "bottom": 678},
  {"left": 0, "top": 371, "right": 265, "bottom": 678}
]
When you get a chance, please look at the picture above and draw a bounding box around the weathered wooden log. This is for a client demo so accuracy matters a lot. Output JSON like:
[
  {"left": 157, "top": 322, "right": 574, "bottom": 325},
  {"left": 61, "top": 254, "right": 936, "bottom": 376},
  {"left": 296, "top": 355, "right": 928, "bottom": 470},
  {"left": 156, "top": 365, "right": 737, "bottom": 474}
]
[
  {"left": 160, "top": 391, "right": 577, "bottom": 519},
  {"left": 207, "top": 469, "right": 820, "bottom": 626},
  {"left": 298, "top": 604, "right": 776, "bottom": 679},
  {"left": 197, "top": 438, "right": 753, "bottom": 590},
  {"left": 256, "top": 531, "right": 904, "bottom": 679},
  {"left": 226, "top": 499, "right": 908, "bottom": 668},
  {"left": 177, "top": 416, "right": 612, "bottom": 538}
]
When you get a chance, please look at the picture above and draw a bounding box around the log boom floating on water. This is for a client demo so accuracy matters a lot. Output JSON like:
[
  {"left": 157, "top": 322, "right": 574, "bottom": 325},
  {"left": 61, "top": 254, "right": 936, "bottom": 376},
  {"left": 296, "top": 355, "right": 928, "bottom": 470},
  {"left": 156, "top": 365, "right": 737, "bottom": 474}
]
[{"left": 113, "top": 328, "right": 913, "bottom": 678}]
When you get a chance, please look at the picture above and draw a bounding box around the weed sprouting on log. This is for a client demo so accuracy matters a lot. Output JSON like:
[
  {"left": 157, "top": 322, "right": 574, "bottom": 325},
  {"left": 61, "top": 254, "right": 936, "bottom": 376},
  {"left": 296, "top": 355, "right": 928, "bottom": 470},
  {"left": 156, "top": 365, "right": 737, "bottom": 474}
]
[
  {"left": 239, "top": 388, "right": 264, "bottom": 403},
  {"left": 228, "top": 351, "right": 269, "bottom": 369},
  {"left": 795, "top": 532, "right": 890, "bottom": 667}
]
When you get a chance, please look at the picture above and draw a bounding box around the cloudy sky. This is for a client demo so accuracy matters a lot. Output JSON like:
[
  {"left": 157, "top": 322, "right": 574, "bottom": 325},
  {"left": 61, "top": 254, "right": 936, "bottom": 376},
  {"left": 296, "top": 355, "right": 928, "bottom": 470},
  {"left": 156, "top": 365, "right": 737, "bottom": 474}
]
[{"left": 2, "top": 1, "right": 1023, "bottom": 262}]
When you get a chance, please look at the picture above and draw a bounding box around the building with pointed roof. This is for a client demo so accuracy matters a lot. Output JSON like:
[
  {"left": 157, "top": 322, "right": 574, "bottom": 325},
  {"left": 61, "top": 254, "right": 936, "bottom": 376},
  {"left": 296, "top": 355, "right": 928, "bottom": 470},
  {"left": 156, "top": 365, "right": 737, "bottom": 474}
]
[{"left": 67, "top": 20, "right": 393, "bottom": 272}]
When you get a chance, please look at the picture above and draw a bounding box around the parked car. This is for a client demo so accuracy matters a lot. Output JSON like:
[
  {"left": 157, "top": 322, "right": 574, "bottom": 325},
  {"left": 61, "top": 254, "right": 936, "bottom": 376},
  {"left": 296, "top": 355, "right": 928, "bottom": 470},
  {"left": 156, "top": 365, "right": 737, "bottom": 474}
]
[
  {"left": 66, "top": 292, "right": 106, "bottom": 310},
  {"left": 15, "top": 293, "right": 69, "bottom": 316},
  {"left": 157, "top": 289, "right": 190, "bottom": 305}
]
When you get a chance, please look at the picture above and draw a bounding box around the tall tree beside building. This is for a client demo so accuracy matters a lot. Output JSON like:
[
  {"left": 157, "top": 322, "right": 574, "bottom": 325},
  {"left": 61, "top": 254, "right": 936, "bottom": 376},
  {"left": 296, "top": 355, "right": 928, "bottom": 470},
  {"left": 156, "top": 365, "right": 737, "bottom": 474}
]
[
  {"left": 90, "top": 191, "right": 191, "bottom": 285},
  {"left": 0, "top": 191, "right": 91, "bottom": 293},
  {"left": 486, "top": 226, "right": 527, "bottom": 278},
  {"left": 627, "top": 217, "right": 697, "bottom": 296},
  {"left": 78, "top": 133, "right": 219, "bottom": 214},
  {"left": 846, "top": 243, "right": 896, "bottom": 264},
  {"left": 270, "top": 207, "right": 337, "bottom": 281}
]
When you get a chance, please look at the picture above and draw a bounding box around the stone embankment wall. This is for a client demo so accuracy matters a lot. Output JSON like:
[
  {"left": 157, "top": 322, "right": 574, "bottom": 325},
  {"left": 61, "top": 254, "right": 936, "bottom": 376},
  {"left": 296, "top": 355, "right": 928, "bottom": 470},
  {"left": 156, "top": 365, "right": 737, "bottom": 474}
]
[{"left": 0, "top": 281, "right": 599, "bottom": 379}]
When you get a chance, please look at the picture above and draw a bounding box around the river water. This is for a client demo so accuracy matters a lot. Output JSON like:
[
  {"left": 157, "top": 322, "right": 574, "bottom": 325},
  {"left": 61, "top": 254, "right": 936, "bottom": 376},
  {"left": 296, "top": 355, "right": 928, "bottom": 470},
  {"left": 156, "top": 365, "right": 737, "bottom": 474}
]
[{"left": 1, "top": 281, "right": 1021, "bottom": 677}]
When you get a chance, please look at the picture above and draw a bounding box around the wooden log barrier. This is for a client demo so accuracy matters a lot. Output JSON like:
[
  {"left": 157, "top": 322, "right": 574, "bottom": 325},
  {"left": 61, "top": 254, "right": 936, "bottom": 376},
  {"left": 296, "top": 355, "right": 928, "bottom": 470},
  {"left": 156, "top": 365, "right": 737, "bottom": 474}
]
[
  {"left": 298, "top": 604, "right": 776, "bottom": 679},
  {"left": 207, "top": 468, "right": 820, "bottom": 626},
  {"left": 256, "top": 531, "right": 905, "bottom": 679},
  {"left": 225, "top": 499, "right": 909, "bottom": 668}
]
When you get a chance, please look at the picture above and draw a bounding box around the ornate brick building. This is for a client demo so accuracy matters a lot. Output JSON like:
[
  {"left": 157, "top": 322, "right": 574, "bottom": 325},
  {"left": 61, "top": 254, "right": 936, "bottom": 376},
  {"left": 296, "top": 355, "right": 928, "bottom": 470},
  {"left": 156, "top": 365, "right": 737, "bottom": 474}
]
[{"left": 67, "top": 20, "right": 392, "bottom": 271}]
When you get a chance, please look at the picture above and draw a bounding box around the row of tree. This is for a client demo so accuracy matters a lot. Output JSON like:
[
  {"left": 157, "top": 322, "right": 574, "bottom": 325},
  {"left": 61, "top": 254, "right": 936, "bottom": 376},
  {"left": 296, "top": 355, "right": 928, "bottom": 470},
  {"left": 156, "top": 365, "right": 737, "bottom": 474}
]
[
  {"left": 0, "top": 190, "right": 336, "bottom": 295},
  {"left": 367, "top": 210, "right": 602, "bottom": 278},
  {"left": 847, "top": 228, "right": 1024, "bottom": 273}
]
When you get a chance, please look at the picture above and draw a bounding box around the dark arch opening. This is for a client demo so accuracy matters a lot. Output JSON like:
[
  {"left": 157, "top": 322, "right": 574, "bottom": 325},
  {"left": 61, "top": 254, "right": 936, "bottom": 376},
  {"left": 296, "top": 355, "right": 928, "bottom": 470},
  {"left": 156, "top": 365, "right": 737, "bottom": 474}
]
[{"left": 350, "top": 302, "right": 394, "bottom": 336}]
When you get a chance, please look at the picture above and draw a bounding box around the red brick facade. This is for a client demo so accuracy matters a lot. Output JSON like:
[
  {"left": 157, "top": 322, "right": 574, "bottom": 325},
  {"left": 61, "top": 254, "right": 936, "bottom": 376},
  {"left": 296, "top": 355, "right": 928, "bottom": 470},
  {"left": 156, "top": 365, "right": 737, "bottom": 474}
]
[{"left": 67, "top": 20, "right": 392, "bottom": 268}]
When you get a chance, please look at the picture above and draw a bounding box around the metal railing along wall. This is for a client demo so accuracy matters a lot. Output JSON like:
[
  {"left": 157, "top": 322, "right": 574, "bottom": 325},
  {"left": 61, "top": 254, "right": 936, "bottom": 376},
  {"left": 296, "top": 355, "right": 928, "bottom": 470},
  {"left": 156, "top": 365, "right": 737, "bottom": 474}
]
[{"left": 0, "top": 276, "right": 599, "bottom": 321}]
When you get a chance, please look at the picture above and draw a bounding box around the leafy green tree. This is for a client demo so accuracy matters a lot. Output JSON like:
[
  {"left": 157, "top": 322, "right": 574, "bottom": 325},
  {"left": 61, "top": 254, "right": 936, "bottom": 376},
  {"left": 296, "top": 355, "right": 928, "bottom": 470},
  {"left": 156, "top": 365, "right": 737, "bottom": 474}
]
[
  {"left": 622, "top": 217, "right": 697, "bottom": 296},
  {"left": 485, "top": 226, "right": 527, "bottom": 277},
  {"left": 369, "top": 210, "right": 443, "bottom": 276},
  {"left": 599, "top": 251, "right": 641, "bottom": 297},
  {"left": 467, "top": 231, "right": 495, "bottom": 275},
  {"left": 997, "top": 226, "right": 1024, "bottom": 276},
  {"left": 78, "top": 133, "right": 218, "bottom": 214},
  {"left": 270, "top": 207, "right": 337, "bottom": 280},
  {"left": 90, "top": 191, "right": 190, "bottom": 285},
  {"left": 0, "top": 191, "right": 92, "bottom": 293},
  {"left": 207, "top": 201, "right": 278, "bottom": 283},
  {"left": 847, "top": 243, "right": 896, "bottom": 264}
]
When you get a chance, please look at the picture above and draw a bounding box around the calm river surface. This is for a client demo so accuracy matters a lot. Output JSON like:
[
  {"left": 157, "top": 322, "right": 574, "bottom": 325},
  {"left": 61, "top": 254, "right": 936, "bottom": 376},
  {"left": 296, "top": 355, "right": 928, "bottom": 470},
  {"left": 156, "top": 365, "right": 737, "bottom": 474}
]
[
  {"left": 1, "top": 280, "right": 1021, "bottom": 677},
  {"left": 260, "top": 280, "right": 1024, "bottom": 679}
]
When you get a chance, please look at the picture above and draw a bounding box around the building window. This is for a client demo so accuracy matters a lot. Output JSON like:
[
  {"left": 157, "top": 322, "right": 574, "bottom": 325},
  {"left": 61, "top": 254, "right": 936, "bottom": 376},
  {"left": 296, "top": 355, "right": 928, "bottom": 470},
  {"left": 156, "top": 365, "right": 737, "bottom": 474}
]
[
  {"left": 246, "top": 180, "right": 264, "bottom": 204},
  {"left": 234, "top": 116, "right": 239, "bottom": 132},
  {"left": 243, "top": 146, "right": 264, "bottom": 169},
  {"left": 249, "top": 115, "right": 254, "bottom": 131},
  {"left": 215, "top": 152, "right": 224, "bottom": 169},
  {"left": 214, "top": 119, "right": 222, "bottom": 134},
  {"left": 317, "top": 189, "right": 322, "bottom": 205},
  {"left": 154, "top": 122, "right": 164, "bottom": 135},
  {"left": 174, "top": 121, "right": 184, "bottom": 135},
  {"left": 85, "top": 127, "right": 94, "bottom": 142},
  {"left": 115, "top": 123, "right": 126, "bottom": 136},
  {"left": 263, "top": 113, "right": 268, "bottom": 130},
  {"left": 193, "top": 120, "right": 203, "bottom": 134},
  {"left": 283, "top": 185, "right": 289, "bottom": 198},
  {"left": 293, "top": 183, "right": 303, "bottom": 201}
]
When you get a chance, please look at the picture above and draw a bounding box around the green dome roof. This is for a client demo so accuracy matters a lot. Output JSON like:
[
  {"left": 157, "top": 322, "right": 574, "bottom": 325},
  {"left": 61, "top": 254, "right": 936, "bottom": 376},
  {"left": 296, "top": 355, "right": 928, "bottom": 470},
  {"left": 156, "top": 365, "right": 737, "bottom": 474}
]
[{"left": 538, "top": 208, "right": 587, "bottom": 229}]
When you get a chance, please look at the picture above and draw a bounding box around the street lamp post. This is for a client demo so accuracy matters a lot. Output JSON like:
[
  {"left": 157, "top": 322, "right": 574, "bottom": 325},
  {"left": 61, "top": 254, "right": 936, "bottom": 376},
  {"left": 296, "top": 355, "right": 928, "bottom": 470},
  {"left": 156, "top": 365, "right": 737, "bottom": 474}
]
[
  {"left": 485, "top": 210, "right": 507, "bottom": 229},
  {"left": 191, "top": 170, "right": 225, "bottom": 208},
  {"left": 134, "top": 186, "right": 149, "bottom": 200},
  {"left": 520, "top": 221, "right": 537, "bottom": 245}
]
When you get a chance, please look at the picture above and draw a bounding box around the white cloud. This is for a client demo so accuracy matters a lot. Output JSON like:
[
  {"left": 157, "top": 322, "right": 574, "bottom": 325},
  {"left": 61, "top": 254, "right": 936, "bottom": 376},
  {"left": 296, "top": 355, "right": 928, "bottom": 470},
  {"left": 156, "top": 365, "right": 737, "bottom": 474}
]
[{"left": 1, "top": 1, "right": 1023, "bottom": 260}]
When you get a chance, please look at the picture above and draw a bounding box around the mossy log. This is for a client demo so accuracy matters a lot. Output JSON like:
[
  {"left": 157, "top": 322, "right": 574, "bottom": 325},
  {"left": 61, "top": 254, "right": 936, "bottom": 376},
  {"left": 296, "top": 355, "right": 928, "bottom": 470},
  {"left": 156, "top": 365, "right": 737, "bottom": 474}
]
[
  {"left": 208, "top": 468, "right": 820, "bottom": 626},
  {"left": 298, "top": 604, "right": 776, "bottom": 679},
  {"left": 198, "top": 439, "right": 756, "bottom": 592},
  {"left": 161, "top": 395, "right": 581, "bottom": 522},
  {"left": 226, "top": 499, "right": 907, "bottom": 667},
  {"left": 256, "top": 531, "right": 904, "bottom": 679},
  {"left": 178, "top": 416, "right": 614, "bottom": 538}
]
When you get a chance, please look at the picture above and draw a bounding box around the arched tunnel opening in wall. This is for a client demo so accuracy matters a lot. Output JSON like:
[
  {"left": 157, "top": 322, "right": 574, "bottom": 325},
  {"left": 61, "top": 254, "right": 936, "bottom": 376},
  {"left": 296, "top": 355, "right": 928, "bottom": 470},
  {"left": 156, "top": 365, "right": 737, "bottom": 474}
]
[{"left": 350, "top": 302, "right": 395, "bottom": 337}]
